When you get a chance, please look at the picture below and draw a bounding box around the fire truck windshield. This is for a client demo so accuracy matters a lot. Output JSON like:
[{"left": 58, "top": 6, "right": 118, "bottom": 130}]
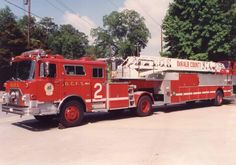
[{"left": 11, "top": 60, "right": 35, "bottom": 81}]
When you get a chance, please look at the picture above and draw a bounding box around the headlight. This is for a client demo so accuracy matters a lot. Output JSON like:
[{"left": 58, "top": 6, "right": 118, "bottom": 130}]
[
  {"left": 0, "top": 92, "right": 6, "bottom": 103},
  {"left": 15, "top": 91, "right": 20, "bottom": 98},
  {"left": 10, "top": 91, "right": 16, "bottom": 99},
  {"left": 2, "top": 93, "right": 10, "bottom": 104},
  {"left": 22, "top": 94, "right": 27, "bottom": 101},
  {"left": 22, "top": 94, "right": 30, "bottom": 106}
]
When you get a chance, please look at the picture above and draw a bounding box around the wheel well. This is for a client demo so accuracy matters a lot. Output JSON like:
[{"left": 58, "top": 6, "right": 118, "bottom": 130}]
[
  {"left": 139, "top": 93, "right": 154, "bottom": 104},
  {"left": 216, "top": 88, "right": 224, "bottom": 97},
  {"left": 59, "top": 96, "right": 86, "bottom": 112}
]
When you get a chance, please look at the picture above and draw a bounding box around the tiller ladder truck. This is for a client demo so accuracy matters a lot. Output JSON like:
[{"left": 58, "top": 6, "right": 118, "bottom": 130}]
[{"left": 0, "top": 50, "right": 233, "bottom": 127}]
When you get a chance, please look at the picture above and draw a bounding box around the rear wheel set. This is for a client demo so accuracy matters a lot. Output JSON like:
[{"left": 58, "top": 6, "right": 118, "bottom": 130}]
[
  {"left": 213, "top": 90, "right": 223, "bottom": 106},
  {"left": 136, "top": 95, "right": 153, "bottom": 117}
]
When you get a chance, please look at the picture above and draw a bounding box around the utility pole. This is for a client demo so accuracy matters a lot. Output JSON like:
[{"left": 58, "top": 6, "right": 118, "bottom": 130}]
[
  {"left": 161, "top": 26, "right": 163, "bottom": 54},
  {"left": 24, "top": 0, "right": 31, "bottom": 48}
]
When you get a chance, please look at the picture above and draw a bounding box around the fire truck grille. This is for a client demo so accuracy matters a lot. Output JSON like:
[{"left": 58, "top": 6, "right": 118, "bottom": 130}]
[{"left": 9, "top": 89, "right": 22, "bottom": 105}]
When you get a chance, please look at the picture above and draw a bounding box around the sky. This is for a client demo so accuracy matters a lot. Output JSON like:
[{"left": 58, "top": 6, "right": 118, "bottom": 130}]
[{"left": 0, "top": 0, "right": 172, "bottom": 56}]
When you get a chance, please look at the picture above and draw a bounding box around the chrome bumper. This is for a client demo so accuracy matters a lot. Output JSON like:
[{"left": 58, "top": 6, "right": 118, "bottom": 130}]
[
  {"left": 0, "top": 91, "right": 59, "bottom": 116},
  {"left": 1, "top": 102, "right": 59, "bottom": 116},
  {"left": 2, "top": 104, "right": 39, "bottom": 115}
]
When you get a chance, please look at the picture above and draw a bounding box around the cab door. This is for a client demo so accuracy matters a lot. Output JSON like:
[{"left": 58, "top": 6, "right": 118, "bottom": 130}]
[
  {"left": 37, "top": 62, "right": 62, "bottom": 102},
  {"left": 90, "top": 67, "right": 107, "bottom": 109}
]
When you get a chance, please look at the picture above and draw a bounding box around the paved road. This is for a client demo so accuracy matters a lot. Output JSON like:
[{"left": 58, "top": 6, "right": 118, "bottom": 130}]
[
  {"left": 0, "top": 104, "right": 16, "bottom": 119},
  {"left": 0, "top": 101, "right": 236, "bottom": 165}
]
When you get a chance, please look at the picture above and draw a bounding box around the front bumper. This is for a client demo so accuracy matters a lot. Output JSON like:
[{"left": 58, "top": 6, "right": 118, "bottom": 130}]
[
  {"left": 0, "top": 91, "right": 59, "bottom": 116},
  {"left": 0, "top": 91, "right": 40, "bottom": 115},
  {"left": 2, "top": 102, "right": 59, "bottom": 116},
  {"left": 2, "top": 104, "right": 39, "bottom": 115}
]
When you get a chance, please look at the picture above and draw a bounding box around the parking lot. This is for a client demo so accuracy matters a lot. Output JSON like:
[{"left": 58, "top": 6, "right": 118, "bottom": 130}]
[{"left": 0, "top": 100, "right": 236, "bottom": 165}]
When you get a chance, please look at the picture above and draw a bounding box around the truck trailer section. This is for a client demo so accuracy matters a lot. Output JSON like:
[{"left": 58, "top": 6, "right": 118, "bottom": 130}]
[{"left": 114, "top": 56, "right": 233, "bottom": 105}]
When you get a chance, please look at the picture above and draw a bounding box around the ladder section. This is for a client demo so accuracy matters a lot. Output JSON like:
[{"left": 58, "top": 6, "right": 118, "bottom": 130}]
[{"left": 115, "top": 56, "right": 226, "bottom": 79}]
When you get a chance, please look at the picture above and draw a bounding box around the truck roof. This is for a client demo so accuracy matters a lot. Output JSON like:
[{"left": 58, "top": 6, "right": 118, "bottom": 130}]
[{"left": 12, "top": 49, "right": 106, "bottom": 66}]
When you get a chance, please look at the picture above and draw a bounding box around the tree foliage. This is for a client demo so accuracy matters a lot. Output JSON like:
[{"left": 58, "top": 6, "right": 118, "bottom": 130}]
[
  {"left": 0, "top": 7, "right": 27, "bottom": 65},
  {"left": 92, "top": 9, "right": 150, "bottom": 58},
  {"left": 0, "top": 6, "right": 89, "bottom": 61},
  {"left": 18, "top": 16, "right": 60, "bottom": 50},
  {"left": 162, "top": 0, "right": 235, "bottom": 61},
  {"left": 49, "top": 24, "right": 89, "bottom": 59},
  {"left": 225, "top": 0, "right": 236, "bottom": 59}
]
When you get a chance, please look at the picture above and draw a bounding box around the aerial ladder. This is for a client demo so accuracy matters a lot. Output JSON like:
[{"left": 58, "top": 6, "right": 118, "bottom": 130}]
[{"left": 115, "top": 56, "right": 226, "bottom": 79}]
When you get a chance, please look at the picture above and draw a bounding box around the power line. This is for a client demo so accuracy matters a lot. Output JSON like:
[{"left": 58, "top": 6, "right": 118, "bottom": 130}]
[
  {"left": 4, "top": 0, "right": 42, "bottom": 19},
  {"left": 106, "top": 0, "right": 120, "bottom": 8},
  {"left": 55, "top": 0, "right": 75, "bottom": 14},
  {"left": 22, "top": 0, "right": 26, "bottom": 16},
  {"left": 55, "top": 0, "right": 95, "bottom": 28},
  {"left": 106, "top": 0, "right": 163, "bottom": 52},
  {"left": 45, "top": 0, "right": 65, "bottom": 14},
  {"left": 26, "top": 0, "right": 31, "bottom": 48},
  {"left": 136, "top": 0, "right": 161, "bottom": 27}
]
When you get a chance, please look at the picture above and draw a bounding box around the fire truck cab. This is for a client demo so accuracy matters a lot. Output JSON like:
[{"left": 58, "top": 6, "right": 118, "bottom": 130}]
[{"left": 0, "top": 50, "right": 153, "bottom": 127}]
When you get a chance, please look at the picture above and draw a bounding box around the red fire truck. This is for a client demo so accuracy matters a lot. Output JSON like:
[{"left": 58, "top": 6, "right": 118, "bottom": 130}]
[{"left": 0, "top": 50, "right": 234, "bottom": 127}]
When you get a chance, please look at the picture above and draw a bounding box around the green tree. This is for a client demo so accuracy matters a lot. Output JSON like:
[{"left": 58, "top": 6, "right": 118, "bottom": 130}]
[
  {"left": 18, "top": 16, "right": 45, "bottom": 49},
  {"left": 39, "top": 17, "right": 58, "bottom": 35},
  {"left": 0, "top": 6, "right": 27, "bottom": 65},
  {"left": 91, "top": 27, "right": 113, "bottom": 58},
  {"left": 18, "top": 16, "right": 58, "bottom": 49},
  {"left": 49, "top": 24, "right": 89, "bottom": 59},
  {"left": 224, "top": 1, "right": 236, "bottom": 59},
  {"left": 92, "top": 9, "right": 150, "bottom": 58},
  {"left": 162, "top": 0, "right": 234, "bottom": 61},
  {"left": 38, "top": 17, "right": 59, "bottom": 49}
]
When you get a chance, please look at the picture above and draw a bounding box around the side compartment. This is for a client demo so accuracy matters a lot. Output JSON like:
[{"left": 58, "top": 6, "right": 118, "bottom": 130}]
[
  {"left": 108, "top": 82, "right": 130, "bottom": 110},
  {"left": 169, "top": 73, "right": 232, "bottom": 103}
]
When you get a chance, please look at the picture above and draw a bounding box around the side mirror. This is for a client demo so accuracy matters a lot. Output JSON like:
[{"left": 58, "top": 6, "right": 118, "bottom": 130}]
[{"left": 44, "top": 62, "right": 50, "bottom": 77}]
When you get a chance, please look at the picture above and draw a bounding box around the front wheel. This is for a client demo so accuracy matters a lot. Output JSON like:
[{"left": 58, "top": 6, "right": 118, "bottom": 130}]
[
  {"left": 136, "top": 95, "right": 153, "bottom": 117},
  {"left": 59, "top": 101, "right": 84, "bottom": 128},
  {"left": 213, "top": 90, "right": 223, "bottom": 106}
]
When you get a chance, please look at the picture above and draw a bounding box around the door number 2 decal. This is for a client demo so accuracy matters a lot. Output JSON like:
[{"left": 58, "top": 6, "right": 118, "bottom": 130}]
[{"left": 94, "top": 83, "right": 102, "bottom": 99}]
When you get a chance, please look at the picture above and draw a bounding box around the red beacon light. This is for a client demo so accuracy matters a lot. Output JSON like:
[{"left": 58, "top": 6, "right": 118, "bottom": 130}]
[
  {"left": 79, "top": 56, "right": 92, "bottom": 61},
  {"left": 22, "top": 49, "right": 46, "bottom": 57},
  {"left": 14, "top": 49, "right": 64, "bottom": 60}
]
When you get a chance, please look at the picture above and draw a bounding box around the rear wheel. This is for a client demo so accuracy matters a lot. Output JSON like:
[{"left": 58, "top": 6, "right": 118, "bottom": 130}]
[
  {"left": 136, "top": 95, "right": 153, "bottom": 117},
  {"left": 214, "top": 90, "right": 223, "bottom": 106},
  {"left": 34, "top": 115, "right": 56, "bottom": 122},
  {"left": 59, "top": 100, "right": 84, "bottom": 127}
]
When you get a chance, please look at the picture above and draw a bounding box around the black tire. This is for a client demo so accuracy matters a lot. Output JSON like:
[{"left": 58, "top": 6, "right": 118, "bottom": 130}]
[
  {"left": 108, "top": 109, "right": 125, "bottom": 115},
  {"left": 136, "top": 95, "right": 153, "bottom": 117},
  {"left": 186, "top": 101, "right": 195, "bottom": 105},
  {"left": 213, "top": 90, "right": 223, "bottom": 106},
  {"left": 59, "top": 100, "right": 84, "bottom": 128},
  {"left": 34, "top": 115, "right": 56, "bottom": 122}
]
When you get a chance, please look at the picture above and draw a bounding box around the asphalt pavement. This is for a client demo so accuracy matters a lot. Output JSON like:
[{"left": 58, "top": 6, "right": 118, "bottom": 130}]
[{"left": 0, "top": 100, "right": 236, "bottom": 165}]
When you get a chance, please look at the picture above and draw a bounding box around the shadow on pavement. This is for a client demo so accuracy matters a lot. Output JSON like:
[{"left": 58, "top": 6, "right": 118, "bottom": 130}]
[
  {"left": 11, "top": 99, "right": 235, "bottom": 131},
  {"left": 156, "top": 99, "right": 234, "bottom": 113},
  {"left": 12, "top": 119, "right": 59, "bottom": 131},
  {"left": 83, "top": 110, "right": 137, "bottom": 124},
  {"left": 11, "top": 111, "right": 137, "bottom": 131}
]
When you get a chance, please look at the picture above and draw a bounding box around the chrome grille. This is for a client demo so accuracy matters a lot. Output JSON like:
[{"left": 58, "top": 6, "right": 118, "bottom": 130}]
[{"left": 9, "top": 89, "right": 21, "bottom": 105}]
